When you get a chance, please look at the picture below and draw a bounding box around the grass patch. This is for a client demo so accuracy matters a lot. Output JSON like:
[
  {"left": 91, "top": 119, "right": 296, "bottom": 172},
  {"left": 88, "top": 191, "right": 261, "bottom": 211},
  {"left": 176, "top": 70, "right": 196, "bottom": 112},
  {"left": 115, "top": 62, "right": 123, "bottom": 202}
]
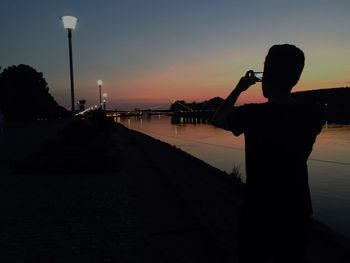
[{"left": 226, "top": 164, "right": 243, "bottom": 184}]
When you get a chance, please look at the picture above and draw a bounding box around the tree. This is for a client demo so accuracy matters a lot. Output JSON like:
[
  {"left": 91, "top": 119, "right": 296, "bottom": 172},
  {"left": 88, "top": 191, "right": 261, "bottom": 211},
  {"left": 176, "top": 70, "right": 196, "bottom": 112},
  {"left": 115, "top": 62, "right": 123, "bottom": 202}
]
[{"left": 0, "top": 64, "right": 67, "bottom": 121}]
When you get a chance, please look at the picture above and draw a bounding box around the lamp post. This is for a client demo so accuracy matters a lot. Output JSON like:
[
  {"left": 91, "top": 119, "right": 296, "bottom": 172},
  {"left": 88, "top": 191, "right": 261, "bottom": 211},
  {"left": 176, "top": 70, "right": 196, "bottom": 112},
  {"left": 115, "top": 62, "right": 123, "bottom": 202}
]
[
  {"left": 103, "top": 93, "right": 108, "bottom": 111},
  {"left": 61, "top": 15, "right": 78, "bottom": 116},
  {"left": 97, "top": 80, "right": 103, "bottom": 108}
]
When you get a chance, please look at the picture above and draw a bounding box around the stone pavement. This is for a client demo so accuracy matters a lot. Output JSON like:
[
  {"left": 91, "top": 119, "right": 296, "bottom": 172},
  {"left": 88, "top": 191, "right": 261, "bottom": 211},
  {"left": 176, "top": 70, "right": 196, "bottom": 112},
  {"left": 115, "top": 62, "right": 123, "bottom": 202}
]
[{"left": 0, "top": 121, "right": 232, "bottom": 262}]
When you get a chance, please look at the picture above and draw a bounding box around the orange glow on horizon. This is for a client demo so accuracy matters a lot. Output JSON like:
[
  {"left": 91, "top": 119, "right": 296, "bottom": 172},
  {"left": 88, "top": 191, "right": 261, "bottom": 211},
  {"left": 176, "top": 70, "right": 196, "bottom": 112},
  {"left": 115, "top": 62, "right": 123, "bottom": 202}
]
[{"left": 81, "top": 48, "right": 350, "bottom": 109}]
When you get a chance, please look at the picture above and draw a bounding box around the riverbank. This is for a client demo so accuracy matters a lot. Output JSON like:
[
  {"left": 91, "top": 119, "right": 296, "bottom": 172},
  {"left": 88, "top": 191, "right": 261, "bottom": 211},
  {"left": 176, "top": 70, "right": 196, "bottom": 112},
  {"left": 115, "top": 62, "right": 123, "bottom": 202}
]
[
  {"left": 121, "top": 123, "right": 350, "bottom": 263},
  {"left": 0, "top": 119, "right": 349, "bottom": 262}
]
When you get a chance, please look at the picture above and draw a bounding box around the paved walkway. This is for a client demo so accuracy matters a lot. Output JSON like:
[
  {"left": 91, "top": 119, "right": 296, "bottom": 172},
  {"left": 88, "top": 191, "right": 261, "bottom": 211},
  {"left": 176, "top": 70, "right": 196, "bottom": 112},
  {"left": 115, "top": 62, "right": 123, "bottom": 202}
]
[{"left": 0, "top": 122, "right": 231, "bottom": 262}]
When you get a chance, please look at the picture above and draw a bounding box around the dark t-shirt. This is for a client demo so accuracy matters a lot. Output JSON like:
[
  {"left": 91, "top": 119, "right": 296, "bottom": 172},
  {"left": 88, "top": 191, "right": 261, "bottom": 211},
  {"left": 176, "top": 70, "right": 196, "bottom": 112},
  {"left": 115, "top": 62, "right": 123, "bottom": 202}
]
[{"left": 227, "top": 102, "right": 324, "bottom": 216}]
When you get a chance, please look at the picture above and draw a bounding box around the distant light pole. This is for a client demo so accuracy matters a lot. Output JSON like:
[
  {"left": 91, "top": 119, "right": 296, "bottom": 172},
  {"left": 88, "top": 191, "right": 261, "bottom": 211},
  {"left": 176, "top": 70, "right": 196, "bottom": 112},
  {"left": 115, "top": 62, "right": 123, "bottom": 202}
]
[
  {"left": 97, "top": 80, "right": 103, "bottom": 108},
  {"left": 61, "top": 15, "right": 78, "bottom": 116},
  {"left": 103, "top": 93, "right": 108, "bottom": 110}
]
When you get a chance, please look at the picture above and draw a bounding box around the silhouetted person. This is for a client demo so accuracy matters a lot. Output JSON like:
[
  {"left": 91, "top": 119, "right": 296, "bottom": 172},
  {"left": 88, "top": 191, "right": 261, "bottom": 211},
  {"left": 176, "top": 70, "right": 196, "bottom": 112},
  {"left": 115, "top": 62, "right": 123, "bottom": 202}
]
[{"left": 212, "top": 44, "right": 323, "bottom": 262}]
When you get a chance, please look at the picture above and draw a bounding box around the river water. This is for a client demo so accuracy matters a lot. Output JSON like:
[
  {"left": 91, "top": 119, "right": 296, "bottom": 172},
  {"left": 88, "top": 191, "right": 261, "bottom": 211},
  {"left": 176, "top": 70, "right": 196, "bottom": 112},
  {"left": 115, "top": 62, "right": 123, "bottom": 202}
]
[{"left": 117, "top": 115, "right": 350, "bottom": 238}]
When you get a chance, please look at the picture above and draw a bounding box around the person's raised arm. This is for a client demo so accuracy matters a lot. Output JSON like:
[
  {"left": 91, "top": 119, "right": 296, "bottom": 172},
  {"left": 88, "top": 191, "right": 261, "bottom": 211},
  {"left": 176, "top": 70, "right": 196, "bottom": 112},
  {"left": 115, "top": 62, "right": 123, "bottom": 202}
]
[{"left": 211, "top": 70, "right": 257, "bottom": 130}]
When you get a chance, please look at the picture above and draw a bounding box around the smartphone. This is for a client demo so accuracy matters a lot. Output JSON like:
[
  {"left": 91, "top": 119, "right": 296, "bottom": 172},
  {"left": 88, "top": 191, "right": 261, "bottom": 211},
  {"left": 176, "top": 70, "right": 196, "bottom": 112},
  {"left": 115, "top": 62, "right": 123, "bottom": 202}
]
[{"left": 254, "top": 72, "right": 263, "bottom": 82}]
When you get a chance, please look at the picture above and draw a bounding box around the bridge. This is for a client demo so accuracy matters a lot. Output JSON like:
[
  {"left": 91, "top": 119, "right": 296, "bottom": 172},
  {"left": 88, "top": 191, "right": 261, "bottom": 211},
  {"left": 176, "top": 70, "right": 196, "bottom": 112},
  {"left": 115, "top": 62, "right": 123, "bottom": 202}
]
[
  {"left": 105, "top": 110, "right": 173, "bottom": 118},
  {"left": 75, "top": 102, "right": 173, "bottom": 118},
  {"left": 75, "top": 100, "right": 217, "bottom": 124}
]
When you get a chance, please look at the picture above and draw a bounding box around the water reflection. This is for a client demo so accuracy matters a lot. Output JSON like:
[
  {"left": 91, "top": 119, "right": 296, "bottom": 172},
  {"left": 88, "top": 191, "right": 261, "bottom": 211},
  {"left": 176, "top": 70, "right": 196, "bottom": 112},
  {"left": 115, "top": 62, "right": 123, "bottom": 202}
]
[
  {"left": 171, "top": 115, "right": 209, "bottom": 125},
  {"left": 174, "top": 125, "right": 178, "bottom": 137},
  {"left": 113, "top": 116, "right": 121, "bottom": 123}
]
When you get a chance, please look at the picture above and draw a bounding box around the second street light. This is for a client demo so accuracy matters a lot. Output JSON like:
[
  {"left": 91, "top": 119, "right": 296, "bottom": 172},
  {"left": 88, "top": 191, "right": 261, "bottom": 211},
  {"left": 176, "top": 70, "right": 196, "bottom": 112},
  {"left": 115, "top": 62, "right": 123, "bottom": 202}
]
[
  {"left": 97, "top": 80, "right": 103, "bottom": 108},
  {"left": 103, "top": 93, "right": 108, "bottom": 111},
  {"left": 61, "top": 15, "right": 78, "bottom": 116}
]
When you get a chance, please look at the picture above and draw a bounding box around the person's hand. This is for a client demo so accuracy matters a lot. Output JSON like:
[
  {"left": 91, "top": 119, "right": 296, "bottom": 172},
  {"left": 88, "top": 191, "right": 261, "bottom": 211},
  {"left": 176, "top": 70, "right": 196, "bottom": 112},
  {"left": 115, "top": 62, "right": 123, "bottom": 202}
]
[{"left": 235, "top": 70, "right": 258, "bottom": 93}]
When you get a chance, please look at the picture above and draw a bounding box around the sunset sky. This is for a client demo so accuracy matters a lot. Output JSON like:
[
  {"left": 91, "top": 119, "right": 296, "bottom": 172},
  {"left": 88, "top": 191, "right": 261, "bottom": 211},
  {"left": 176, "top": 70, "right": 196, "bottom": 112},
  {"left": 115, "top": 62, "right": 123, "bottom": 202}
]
[{"left": 1, "top": 0, "right": 350, "bottom": 110}]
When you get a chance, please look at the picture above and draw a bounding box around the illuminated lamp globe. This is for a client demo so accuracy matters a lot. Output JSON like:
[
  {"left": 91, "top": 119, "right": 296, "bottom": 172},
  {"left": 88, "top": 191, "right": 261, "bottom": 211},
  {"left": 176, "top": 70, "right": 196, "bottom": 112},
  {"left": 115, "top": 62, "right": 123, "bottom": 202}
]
[
  {"left": 103, "top": 93, "right": 108, "bottom": 98},
  {"left": 61, "top": 16, "right": 78, "bottom": 30},
  {"left": 97, "top": 80, "right": 103, "bottom": 86}
]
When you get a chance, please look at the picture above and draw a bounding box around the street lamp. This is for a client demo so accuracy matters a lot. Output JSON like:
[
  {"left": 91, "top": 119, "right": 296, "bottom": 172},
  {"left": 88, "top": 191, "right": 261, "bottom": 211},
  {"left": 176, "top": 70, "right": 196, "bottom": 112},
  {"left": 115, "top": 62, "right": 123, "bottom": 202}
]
[
  {"left": 61, "top": 15, "right": 78, "bottom": 116},
  {"left": 97, "top": 80, "right": 103, "bottom": 108},
  {"left": 103, "top": 93, "right": 108, "bottom": 110}
]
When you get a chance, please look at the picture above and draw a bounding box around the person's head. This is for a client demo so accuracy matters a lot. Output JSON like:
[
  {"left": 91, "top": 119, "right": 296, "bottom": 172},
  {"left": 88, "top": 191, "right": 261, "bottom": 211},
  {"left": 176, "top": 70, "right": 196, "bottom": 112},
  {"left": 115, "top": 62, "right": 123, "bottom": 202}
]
[{"left": 262, "top": 44, "right": 305, "bottom": 100}]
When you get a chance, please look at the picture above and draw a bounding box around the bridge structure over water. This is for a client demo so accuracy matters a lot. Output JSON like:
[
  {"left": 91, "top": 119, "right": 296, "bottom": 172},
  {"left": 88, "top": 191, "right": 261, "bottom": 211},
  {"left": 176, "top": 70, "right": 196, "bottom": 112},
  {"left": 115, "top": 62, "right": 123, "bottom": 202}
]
[
  {"left": 170, "top": 100, "right": 217, "bottom": 124},
  {"left": 106, "top": 110, "right": 173, "bottom": 118},
  {"left": 75, "top": 100, "right": 217, "bottom": 124},
  {"left": 76, "top": 103, "right": 173, "bottom": 118}
]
